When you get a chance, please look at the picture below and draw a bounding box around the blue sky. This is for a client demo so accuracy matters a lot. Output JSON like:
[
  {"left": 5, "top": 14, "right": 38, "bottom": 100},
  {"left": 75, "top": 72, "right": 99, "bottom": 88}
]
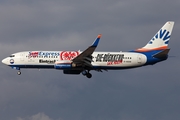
[{"left": 0, "top": 0, "right": 180, "bottom": 120}]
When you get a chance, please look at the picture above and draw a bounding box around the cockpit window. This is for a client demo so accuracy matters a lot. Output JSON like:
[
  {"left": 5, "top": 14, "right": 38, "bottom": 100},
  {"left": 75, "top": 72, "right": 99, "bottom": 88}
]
[{"left": 9, "top": 55, "right": 15, "bottom": 57}]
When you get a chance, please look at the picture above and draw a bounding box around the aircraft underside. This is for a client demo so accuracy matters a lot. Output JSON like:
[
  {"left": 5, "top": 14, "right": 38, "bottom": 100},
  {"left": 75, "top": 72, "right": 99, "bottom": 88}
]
[{"left": 9, "top": 64, "right": 141, "bottom": 78}]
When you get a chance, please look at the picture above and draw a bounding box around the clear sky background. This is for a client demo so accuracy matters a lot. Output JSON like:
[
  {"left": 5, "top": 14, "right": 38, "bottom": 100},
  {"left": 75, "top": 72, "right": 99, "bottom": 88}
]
[{"left": 0, "top": 0, "right": 180, "bottom": 120}]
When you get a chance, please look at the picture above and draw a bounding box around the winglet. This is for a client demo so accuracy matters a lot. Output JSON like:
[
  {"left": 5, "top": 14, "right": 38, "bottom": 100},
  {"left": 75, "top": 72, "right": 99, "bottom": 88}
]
[{"left": 91, "top": 34, "right": 101, "bottom": 47}]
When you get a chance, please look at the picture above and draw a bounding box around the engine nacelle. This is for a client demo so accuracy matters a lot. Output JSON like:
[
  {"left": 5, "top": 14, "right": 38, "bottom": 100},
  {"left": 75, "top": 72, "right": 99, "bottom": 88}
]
[{"left": 54, "top": 60, "right": 72, "bottom": 69}]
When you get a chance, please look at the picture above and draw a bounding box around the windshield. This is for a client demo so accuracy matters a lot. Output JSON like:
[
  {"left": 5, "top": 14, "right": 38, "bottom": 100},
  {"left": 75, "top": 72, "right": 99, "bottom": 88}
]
[{"left": 9, "top": 55, "right": 15, "bottom": 57}]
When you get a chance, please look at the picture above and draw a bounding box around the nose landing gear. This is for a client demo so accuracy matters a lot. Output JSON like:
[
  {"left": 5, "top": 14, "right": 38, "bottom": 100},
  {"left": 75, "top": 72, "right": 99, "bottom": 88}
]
[
  {"left": 82, "top": 70, "right": 92, "bottom": 78},
  {"left": 11, "top": 66, "right": 21, "bottom": 75},
  {"left": 17, "top": 71, "right": 21, "bottom": 75}
]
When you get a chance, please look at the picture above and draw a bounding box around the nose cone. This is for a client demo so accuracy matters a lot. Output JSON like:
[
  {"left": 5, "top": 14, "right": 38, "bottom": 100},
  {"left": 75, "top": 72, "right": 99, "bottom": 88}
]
[{"left": 2, "top": 58, "right": 8, "bottom": 65}]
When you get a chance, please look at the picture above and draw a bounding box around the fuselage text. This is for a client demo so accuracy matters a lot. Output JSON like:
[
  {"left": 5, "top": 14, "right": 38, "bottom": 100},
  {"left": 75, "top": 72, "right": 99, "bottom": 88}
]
[{"left": 96, "top": 53, "right": 124, "bottom": 62}]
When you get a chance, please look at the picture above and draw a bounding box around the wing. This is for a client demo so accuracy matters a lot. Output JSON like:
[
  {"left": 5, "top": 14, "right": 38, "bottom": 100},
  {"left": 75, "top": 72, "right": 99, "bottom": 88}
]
[{"left": 72, "top": 34, "right": 101, "bottom": 68}]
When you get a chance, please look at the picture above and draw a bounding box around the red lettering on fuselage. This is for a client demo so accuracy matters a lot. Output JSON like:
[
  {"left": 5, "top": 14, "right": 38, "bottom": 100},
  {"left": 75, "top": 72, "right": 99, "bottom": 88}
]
[
  {"left": 107, "top": 60, "right": 123, "bottom": 65},
  {"left": 29, "top": 52, "right": 39, "bottom": 58}
]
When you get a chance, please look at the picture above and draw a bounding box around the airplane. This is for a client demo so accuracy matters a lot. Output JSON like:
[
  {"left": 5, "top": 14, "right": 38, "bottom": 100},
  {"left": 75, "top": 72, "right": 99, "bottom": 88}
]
[{"left": 2, "top": 21, "right": 174, "bottom": 78}]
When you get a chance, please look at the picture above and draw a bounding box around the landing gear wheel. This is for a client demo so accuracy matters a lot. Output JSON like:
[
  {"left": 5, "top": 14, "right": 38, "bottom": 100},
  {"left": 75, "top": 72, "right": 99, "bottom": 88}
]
[
  {"left": 17, "top": 71, "right": 21, "bottom": 75},
  {"left": 86, "top": 73, "right": 92, "bottom": 78},
  {"left": 82, "top": 70, "right": 88, "bottom": 76},
  {"left": 82, "top": 70, "right": 92, "bottom": 78}
]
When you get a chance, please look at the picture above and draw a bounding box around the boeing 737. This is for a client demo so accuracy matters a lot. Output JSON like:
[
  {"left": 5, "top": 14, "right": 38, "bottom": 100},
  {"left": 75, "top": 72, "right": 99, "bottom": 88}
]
[{"left": 2, "top": 21, "right": 174, "bottom": 78}]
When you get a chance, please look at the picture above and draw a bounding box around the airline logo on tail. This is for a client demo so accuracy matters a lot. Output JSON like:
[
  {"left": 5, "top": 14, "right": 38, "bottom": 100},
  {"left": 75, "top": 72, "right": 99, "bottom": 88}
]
[
  {"left": 136, "top": 21, "right": 174, "bottom": 52},
  {"left": 149, "top": 29, "right": 170, "bottom": 45}
]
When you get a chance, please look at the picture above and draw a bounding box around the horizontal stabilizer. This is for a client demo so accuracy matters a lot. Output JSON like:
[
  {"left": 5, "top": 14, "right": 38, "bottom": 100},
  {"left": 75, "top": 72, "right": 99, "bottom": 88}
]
[{"left": 153, "top": 49, "right": 170, "bottom": 58}]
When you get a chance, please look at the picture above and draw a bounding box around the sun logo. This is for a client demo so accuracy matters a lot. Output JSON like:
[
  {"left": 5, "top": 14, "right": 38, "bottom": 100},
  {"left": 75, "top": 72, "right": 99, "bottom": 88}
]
[{"left": 149, "top": 29, "right": 170, "bottom": 45}]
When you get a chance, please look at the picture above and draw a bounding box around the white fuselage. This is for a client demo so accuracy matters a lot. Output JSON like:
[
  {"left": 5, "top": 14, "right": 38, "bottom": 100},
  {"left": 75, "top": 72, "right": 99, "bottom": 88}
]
[{"left": 2, "top": 51, "right": 147, "bottom": 69}]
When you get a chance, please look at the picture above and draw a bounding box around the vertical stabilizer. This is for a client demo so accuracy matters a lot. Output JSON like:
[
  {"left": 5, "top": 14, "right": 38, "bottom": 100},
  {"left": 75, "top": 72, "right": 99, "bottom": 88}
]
[{"left": 136, "top": 21, "right": 174, "bottom": 52}]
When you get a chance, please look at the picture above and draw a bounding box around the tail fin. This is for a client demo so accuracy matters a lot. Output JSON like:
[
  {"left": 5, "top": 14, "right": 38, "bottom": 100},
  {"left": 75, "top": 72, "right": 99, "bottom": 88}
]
[{"left": 136, "top": 21, "right": 174, "bottom": 52}]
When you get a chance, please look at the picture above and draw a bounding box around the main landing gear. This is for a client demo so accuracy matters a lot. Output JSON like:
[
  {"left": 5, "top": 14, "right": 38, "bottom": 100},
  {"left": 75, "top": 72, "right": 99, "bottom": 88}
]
[{"left": 82, "top": 70, "right": 92, "bottom": 78}]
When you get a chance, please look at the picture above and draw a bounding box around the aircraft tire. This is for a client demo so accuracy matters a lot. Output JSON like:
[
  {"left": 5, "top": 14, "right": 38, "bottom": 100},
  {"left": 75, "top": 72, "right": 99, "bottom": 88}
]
[
  {"left": 17, "top": 71, "right": 21, "bottom": 75},
  {"left": 82, "top": 70, "right": 87, "bottom": 76},
  {"left": 86, "top": 73, "right": 92, "bottom": 78}
]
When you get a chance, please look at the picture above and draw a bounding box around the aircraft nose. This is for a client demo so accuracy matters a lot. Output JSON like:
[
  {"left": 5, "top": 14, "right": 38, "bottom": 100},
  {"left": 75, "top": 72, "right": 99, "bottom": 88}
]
[{"left": 2, "top": 58, "right": 8, "bottom": 65}]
